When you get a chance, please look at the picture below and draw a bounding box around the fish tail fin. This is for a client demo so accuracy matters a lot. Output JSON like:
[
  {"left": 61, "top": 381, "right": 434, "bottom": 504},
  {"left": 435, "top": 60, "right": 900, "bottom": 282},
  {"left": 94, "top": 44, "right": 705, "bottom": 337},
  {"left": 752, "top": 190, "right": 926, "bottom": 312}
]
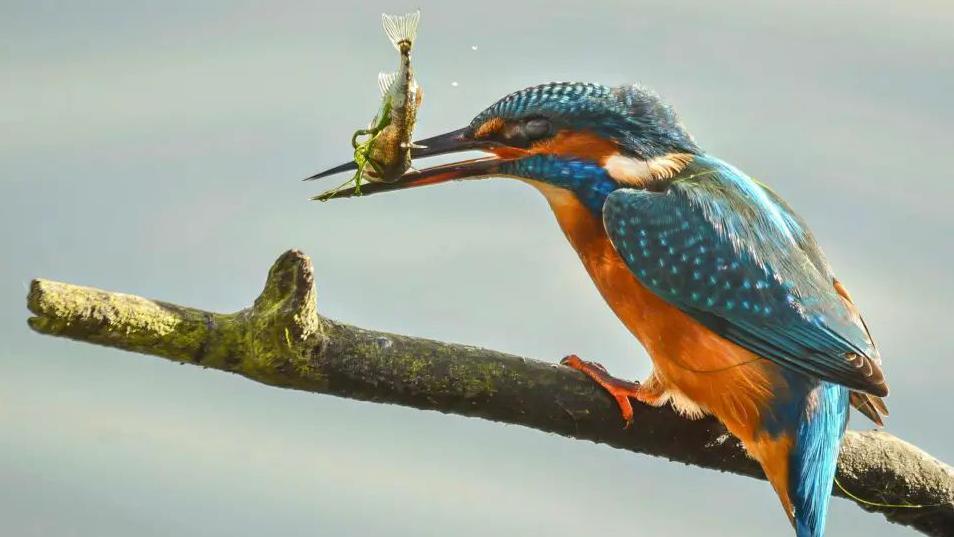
[
  {"left": 791, "top": 382, "right": 850, "bottom": 537},
  {"left": 382, "top": 10, "right": 420, "bottom": 52},
  {"left": 377, "top": 71, "right": 399, "bottom": 96}
]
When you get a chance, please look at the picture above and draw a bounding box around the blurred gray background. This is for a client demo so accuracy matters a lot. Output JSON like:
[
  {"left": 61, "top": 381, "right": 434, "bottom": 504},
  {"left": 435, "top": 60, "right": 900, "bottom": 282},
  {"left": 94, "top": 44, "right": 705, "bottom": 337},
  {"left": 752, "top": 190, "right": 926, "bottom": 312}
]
[{"left": 2, "top": 1, "right": 952, "bottom": 535}]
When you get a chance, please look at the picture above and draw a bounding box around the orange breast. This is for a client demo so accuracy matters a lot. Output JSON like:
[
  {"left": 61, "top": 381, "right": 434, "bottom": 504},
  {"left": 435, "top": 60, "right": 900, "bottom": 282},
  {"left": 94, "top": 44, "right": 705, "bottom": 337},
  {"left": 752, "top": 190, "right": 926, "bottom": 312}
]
[
  {"left": 530, "top": 180, "right": 797, "bottom": 511},
  {"left": 528, "top": 181, "right": 794, "bottom": 444}
]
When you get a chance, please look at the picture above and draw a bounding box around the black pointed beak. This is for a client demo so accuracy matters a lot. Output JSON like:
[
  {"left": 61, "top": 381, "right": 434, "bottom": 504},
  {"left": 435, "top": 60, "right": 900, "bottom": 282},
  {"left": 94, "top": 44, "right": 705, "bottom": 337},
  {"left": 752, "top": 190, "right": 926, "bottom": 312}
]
[
  {"left": 306, "top": 127, "right": 512, "bottom": 200},
  {"left": 408, "top": 127, "right": 501, "bottom": 159},
  {"left": 305, "top": 160, "right": 359, "bottom": 181}
]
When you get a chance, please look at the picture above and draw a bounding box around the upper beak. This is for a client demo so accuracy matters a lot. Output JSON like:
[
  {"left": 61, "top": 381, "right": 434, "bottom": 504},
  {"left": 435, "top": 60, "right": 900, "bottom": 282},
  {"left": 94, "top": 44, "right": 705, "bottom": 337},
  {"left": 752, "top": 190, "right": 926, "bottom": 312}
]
[{"left": 305, "top": 128, "right": 510, "bottom": 200}]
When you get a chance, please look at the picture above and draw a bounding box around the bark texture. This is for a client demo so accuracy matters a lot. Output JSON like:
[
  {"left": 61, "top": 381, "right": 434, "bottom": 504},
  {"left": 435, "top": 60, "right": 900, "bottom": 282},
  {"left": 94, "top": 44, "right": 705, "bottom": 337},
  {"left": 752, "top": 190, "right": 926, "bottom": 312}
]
[{"left": 26, "top": 250, "right": 954, "bottom": 536}]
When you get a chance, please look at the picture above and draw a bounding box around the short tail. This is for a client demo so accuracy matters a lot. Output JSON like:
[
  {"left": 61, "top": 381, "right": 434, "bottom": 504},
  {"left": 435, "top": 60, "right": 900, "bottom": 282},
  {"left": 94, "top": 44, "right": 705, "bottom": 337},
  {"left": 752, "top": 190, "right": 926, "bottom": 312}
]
[
  {"left": 382, "top": 10, "right": 420, "bottom": 53},
  {"left": 791, "top": 382, "right": 850, "bottom": 537}
]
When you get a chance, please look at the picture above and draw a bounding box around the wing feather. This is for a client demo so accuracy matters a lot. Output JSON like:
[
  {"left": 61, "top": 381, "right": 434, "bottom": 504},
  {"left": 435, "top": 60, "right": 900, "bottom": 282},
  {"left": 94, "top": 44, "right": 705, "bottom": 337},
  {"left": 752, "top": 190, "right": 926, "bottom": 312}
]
[{"left": 602, "top": 156, "right": 887, "bottom": 396}]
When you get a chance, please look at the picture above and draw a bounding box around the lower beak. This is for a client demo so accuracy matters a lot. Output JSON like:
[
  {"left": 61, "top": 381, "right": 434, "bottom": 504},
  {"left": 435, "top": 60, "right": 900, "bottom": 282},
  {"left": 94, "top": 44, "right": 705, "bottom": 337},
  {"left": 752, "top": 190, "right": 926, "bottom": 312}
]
[
  {"left": 312, "top": 157, "right": 503, "bottom": 200},
  {"left": 306, "top": 128, "right": 510, "bottom": 200}
]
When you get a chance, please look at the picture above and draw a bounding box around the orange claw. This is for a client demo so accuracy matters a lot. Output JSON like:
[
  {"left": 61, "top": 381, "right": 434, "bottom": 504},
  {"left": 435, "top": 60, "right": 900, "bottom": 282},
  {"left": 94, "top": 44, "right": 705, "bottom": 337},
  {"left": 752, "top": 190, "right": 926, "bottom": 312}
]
[{"left": 561, "top": 354, "right": 642, "bottom": 427}]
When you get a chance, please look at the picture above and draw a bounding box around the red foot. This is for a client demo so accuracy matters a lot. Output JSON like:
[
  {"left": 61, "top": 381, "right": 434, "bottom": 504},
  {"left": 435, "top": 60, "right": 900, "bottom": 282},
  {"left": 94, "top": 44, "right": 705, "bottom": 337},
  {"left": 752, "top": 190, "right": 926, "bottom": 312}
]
[{"left": 561, "top": 354, "right": 642, "bottom": 428}]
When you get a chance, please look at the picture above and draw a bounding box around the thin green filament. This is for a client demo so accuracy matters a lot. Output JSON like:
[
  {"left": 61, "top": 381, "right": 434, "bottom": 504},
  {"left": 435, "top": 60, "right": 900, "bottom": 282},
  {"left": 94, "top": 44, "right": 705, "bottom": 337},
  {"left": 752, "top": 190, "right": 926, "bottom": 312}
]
[
  {"left": 834, "top": 477, "right": 944, "bottom": 509},
  {"left": 314, "top": 101, "right": 393, "bottom": 202}
]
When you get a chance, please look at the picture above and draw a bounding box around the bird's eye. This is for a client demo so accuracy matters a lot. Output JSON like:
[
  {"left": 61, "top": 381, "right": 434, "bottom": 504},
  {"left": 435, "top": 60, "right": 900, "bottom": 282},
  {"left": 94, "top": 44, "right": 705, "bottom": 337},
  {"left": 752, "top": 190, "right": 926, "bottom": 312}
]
[
  {"left": 497, "top": 117, "right": 553, "bottom": 148},
  {"left": 523, "top": 117, "right": 552, "bottom": 140}
]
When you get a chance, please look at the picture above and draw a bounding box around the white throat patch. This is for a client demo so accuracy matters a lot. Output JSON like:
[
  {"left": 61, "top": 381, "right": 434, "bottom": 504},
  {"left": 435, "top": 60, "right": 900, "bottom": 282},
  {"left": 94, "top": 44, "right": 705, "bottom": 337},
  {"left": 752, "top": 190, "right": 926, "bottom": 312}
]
[{"left": 604, "top": 153, "right": 694, "bottom": 187}]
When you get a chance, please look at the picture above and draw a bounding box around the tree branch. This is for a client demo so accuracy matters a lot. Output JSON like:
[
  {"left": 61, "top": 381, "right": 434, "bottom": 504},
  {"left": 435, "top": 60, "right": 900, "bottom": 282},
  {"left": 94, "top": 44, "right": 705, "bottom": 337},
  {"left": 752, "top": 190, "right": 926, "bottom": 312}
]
[{"left": 26, "top": 250, "right": 954, "bottom": 536}]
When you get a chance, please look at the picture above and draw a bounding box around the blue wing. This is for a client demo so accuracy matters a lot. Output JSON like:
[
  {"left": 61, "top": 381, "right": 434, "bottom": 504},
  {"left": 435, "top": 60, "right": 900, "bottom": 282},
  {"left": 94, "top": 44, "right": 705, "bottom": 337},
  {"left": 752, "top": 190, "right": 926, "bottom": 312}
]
[{"left": 602, "top": 156, "right": 886, "bottom": 396}]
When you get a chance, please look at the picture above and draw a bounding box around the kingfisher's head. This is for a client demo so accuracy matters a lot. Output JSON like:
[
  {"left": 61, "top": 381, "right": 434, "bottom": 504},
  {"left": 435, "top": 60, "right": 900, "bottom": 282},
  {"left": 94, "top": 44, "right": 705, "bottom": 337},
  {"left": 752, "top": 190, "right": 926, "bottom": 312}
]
[{"left": 310, "top": 82, "right": 700, "bottom": 214}]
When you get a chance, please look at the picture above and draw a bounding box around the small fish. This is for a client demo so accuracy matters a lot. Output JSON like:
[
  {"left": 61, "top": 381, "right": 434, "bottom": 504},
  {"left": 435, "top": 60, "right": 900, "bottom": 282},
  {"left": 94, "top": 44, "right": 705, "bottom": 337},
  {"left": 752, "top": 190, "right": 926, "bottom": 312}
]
[
  {"left": 309, "top": 10, "right": 422, "bottom": 199},
  {"left": 367, "top": 10, "right": 423, "bottom": 181}
]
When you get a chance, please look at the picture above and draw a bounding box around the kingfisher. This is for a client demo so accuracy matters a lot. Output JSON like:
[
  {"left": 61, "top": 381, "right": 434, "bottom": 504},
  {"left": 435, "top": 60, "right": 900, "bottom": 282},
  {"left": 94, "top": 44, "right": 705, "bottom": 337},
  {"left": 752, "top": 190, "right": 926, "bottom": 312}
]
[{"left": 308, "top": 82, "right": 889, "bottom": 536}]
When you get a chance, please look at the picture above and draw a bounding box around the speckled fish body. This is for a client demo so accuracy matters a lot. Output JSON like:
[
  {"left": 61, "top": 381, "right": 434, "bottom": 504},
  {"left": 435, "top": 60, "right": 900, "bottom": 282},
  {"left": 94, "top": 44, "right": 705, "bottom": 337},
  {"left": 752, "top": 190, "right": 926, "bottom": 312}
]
[{"left": 367, "top": 10, "right": 422, "bottom": 182}]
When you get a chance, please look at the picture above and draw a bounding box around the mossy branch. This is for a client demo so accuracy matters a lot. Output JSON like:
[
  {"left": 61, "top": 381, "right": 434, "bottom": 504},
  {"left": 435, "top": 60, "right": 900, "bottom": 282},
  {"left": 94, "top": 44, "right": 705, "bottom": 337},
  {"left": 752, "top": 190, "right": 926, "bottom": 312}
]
[{"left": 26, "top": 250, "right": 954, "bottom": 536}]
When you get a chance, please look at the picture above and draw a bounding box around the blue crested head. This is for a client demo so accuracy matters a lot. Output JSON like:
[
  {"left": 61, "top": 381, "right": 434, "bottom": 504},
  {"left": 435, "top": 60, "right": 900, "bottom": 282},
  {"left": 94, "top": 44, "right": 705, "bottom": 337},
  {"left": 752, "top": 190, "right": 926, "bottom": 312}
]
[
  {"left": 468, "top": 82, "right": 699, "bottom": 159},
  {"left": 421, "top": 82, "right": 700, "bottom": 214}
]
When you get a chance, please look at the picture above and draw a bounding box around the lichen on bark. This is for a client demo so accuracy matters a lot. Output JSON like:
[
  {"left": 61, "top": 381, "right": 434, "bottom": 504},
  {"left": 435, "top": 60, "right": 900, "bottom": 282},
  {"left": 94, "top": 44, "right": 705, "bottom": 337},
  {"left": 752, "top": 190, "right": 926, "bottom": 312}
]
[{"left": 25, "top": 249, "right": 954, "bottom": 536}]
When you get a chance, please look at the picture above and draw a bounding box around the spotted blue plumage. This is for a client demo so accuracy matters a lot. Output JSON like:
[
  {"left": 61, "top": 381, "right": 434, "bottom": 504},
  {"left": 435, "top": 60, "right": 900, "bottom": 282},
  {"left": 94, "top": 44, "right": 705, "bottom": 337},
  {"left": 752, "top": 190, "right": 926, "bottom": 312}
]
[
  {"left": 601, "top": 153, "right": 867, "bottom": 537},
  {"left": 602, "top": 154, "right": 884, "bottom": 396}
]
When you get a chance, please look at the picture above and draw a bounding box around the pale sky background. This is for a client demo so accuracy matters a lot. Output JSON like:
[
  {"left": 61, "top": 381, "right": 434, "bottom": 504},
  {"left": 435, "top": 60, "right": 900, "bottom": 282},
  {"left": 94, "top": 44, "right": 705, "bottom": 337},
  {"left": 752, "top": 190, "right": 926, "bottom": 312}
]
[{"left": 2, "top": 1, "right": 953, "bottom": 536}]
